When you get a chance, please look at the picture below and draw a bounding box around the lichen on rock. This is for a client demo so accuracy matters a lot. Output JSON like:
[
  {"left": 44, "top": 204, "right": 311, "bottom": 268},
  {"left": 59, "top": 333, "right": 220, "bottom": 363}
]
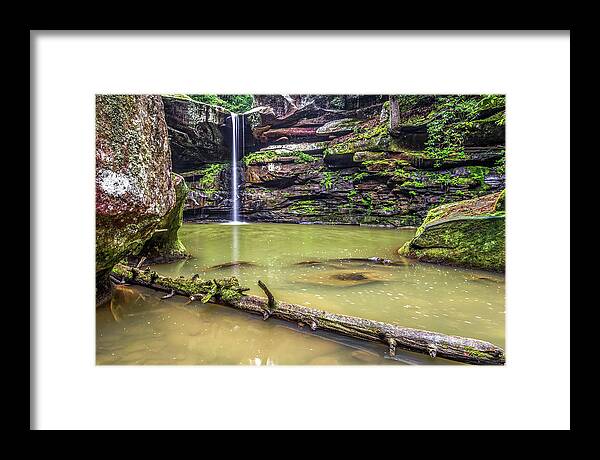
[{"left": 96, "top": 94, "right": 176, "bottom": 306}]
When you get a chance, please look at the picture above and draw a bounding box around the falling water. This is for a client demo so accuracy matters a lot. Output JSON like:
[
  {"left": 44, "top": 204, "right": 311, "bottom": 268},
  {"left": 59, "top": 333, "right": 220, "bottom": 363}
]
[
  {"left": 230, "top": 113, "right": 246, "bottom": 223},
  {"left": 230, "top": 113, "right": 240, "bottom": 222}
]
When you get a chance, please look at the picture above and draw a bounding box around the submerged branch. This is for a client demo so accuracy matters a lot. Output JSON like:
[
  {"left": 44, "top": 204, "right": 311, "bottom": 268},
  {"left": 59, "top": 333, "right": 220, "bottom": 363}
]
[{"left": 111, "top": 264, "right": 505, "bottom": 365}]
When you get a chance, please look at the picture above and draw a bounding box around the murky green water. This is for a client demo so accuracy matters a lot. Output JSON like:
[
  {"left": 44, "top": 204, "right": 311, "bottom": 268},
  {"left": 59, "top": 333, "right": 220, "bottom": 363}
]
[{"left": 97, "top": 223, "right": 505, "bottom": 365}]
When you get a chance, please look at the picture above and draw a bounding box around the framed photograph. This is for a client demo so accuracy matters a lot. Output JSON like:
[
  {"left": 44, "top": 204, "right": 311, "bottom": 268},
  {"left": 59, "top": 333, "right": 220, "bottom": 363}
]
[{"left": 31, "top": 30, "right": 570, "bottom": 430}]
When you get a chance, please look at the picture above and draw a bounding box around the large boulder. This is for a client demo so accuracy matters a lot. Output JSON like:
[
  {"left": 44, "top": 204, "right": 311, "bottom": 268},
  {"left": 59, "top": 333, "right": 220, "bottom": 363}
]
[
  {"left": 96, "top": 95, "right": 176, "bottom": 306},
  {"left": 398, "top": 191, "right": 505, "bottom": 272}
]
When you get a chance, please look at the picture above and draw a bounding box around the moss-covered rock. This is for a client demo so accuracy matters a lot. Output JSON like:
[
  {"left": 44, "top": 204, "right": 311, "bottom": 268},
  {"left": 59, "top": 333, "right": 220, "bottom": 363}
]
[
  {"left": 398, "top": 191, "right": 505, "bottom": 272},
  {"left": 495, "top": 189, "right": 506, "bottom": 211},
  {"left": 96, "top": 95, "right": 176, "bottom": 305},
  {"left": 316, "top": 118, "right": 361, "bottom": 135},
  {"left": 136, "top": 173, "right": 190, "bottom": 263}
]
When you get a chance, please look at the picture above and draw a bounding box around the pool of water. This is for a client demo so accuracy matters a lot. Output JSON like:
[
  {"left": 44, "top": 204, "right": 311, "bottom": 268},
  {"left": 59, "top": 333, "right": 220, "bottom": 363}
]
[{"left": 96, "top": 223, "right": 505, "bottom": 365}]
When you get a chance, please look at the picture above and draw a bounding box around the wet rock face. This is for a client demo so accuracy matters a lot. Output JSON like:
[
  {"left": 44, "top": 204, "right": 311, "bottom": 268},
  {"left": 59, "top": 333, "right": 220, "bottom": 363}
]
[
  {"left": 162, "top": 96, "right": 234, "bottom": 171},
  {"left": 179, "top": 95, "right": 506, "bottom": 228},
  {"left": 398, "top": 191, "right": 506, "bottom": 271},
  {"left": 96, "top": 95, "right": 176, "bottom": 302}
]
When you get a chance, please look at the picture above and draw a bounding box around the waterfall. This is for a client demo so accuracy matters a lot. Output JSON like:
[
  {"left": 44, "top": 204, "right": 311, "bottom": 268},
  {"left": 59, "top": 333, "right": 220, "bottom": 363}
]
[{"left": 230, "top": 113, "right": 243, "bottom": 223}]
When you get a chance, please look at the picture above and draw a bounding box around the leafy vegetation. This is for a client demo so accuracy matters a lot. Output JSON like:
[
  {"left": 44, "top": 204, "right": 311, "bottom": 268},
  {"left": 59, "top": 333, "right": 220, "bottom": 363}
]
[
  {"left": 351, "top": 171, "right": 369, "bottom": 183},
  {"left": 495, "top": 155, "right": 506, "bottom": 175},
  {"left": 290, "top": 200, "right": 318, "bottom": 214},
  {"left": 400, "top": 180, "right": 426, "bottom": 189},
  {"left": 294, "top": 152, "right": 317, "bottom": 163},
  {"left": 321, "top": 171, "right": 336, "bottom": 190},
  {"left": 243, "top": 150, "right": 316, "bottom": 166},
  {"left": 424, "top": 95, "right": 505, "bottom": 160},
  {"left": 196, "top": 163, "right": 226, "bottom": 196},
  {"left": 188, "top": 94, "right": 254, "bottom": 113}
]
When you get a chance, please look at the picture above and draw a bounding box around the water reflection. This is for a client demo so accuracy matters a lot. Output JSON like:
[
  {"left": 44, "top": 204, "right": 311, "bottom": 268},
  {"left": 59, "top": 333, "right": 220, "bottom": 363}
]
[{"left": 97, "top": 223, "right": 505, "bottom": 365}]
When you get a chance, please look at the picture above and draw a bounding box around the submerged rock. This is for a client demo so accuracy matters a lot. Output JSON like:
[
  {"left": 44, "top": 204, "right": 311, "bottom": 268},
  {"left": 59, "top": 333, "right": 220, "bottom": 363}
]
[
  {"left": 298, "top": 269, "right": 391, "bottom": 287},
  {"left": 326, "top": 257, "right": 410, "bottom": 267},
  {"left": 208, "top": 261, "right": 257, "bottom": 270},
  {"left": 96, "top": 95, "right": 176, "bottom": 306},
  {"left": 398, "top": 191, "right": 505, "bottom": 272},
  {"left": 295, "top": 260, "right": 328, "bottom": 266}
]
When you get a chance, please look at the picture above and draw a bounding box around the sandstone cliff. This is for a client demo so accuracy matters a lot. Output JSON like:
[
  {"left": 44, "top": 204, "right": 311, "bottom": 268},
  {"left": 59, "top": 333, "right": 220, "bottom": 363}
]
[
  {"left": 171, "top": 95, "right": 505, "bottom": 228},
  {"left": 95, "top": 95, "right": 176, "bottom": 306}
]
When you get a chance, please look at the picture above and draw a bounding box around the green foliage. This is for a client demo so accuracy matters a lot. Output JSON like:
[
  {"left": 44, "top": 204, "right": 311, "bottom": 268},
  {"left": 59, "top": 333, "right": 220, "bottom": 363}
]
[
  {"left": 400, "top": 180, "right": 426, "bottom": 188},
  {"left": 321, "top": 171, "right": 336, "bottom": 190},
  {"left": 495, "top": 155, "right": 506, "bottom": 174},
  {"left": 361, "top": 193, "right": 373, "bottom": 210},
  {"left": 425, "top": 95, "right": 505, "bottom": 160},
  {"left": 243, "top": 150, "right": 316, "bottom": 166},
  {"left": 290, "top": 200, "right": 318, "bottom": 214},
  {"left": 294, "top": 151, "right": 317, "bottom": 163},
  {"left": 465, "top": 166, "right": 490, "bottom": 189},
  {"left": 197, "top": 163, "right": 226, "bottom": 191},
  {"left": 188, "top": 94, "right": 254, "bottom": 113},
  {"left": 351, "top": 171, "right": 369, "bottom": 183},
  {"left": 347, "top": 189, "right": 358, "bottom": 201}
]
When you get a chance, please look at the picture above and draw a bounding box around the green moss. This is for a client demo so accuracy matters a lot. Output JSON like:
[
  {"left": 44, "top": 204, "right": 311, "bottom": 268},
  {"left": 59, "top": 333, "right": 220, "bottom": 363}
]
[
  {"left": 423, "top": 95, "right": 505, "bottom": 161},
  {"left": 137, "top": 174, "right": 190, "bottom": 261},
  {"left": 495, "top": 189, "right": 506, "bottom": 211},
  {"left": 463, "top": 346, "right": 495, "bottom": 360},
  {"left": 400, "top": 180, "right": 426, "bottom": 189},
  {"left": 323, "top": 122, "right": 390, "bottom": 156},
  {"left": 196, "top": 163, "right": 227, "bottom": 189},
  {"left": 290, "top": 200, "right": 318, "bottom": 215},
  {"left": 95, "top": 95, "right": 173, "bottom": 275},
  {"left": 465, "top": 166, "right": 491, "bottom": 189},
  {"left": 392, "top": 95, "right": 438, "bottom": 126},
  {"left": 399, "top": 192, "right": 506, "bottom": 272},
  {"left": 400, "top": 167, "right": 492, "bottom": 191},
  {"left": 111, "top": 264, "right": 247, "bottom": 304},
  {"left": 351, "top": 171, "right": 369, "bottom": 183},
  {"left": 243, "top": 150, "right": 316, "bottom": 165},
  {"left": 321, "top": 171, "right": 337, "bottom": 190},
  {"left": 495, "top": 155, "right": 506, "bottom": 174},
  {"left": 294, "top": 151, "right": 317, "bottom": 163}
]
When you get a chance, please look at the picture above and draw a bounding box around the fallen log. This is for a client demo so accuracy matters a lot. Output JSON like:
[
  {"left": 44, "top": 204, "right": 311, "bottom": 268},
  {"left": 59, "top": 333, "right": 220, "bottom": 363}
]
[{"left": 111, "top": 264, "right": 505, "bottom": 365}]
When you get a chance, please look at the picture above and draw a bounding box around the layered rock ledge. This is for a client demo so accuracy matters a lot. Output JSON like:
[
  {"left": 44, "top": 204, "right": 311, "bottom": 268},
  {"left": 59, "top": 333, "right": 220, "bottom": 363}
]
[{"left": 176, "top": 95, "right": 506, "bottom": 227}]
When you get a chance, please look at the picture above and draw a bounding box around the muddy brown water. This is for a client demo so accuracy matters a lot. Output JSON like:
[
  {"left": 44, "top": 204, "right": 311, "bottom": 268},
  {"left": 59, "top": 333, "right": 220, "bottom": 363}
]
[{"left": 96, "top": 223, "right": 505, "bottom": 365}]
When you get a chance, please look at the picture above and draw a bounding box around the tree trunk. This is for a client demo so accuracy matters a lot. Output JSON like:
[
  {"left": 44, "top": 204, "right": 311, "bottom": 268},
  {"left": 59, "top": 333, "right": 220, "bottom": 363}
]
[{"left": 111, "top": 264, "right": 505, "bottom": 365}]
